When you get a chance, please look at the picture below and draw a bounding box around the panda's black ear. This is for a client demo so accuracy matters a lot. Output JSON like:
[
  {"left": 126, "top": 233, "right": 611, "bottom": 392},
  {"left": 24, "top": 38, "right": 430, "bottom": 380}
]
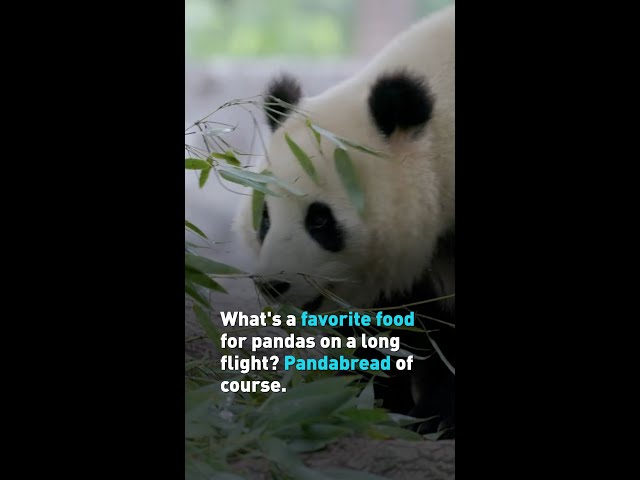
[
  {"left": 368, "top": 70, "right": 434, "bottom": 138},
  {"left": 264, "top": 74, "right": 302, "bottom": 131}
]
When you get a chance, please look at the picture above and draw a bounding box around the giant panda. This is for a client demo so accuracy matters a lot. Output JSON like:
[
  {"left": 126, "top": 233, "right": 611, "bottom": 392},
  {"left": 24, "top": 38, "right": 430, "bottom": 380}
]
[{"left": 234, "top": 6, "right": 455, "bottom": 437}]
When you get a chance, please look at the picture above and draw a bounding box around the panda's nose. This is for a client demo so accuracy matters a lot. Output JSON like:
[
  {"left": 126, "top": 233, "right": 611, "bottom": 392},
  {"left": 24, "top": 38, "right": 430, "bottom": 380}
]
[{"left": 258, "top": 280, "right": 291, "bottom": 299}]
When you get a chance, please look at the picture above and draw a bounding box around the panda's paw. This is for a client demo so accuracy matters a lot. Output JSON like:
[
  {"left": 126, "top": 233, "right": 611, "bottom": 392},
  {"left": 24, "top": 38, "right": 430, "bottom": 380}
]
[
  {"left": 434, "top": 416, "right": 455, "bottom": 439},
  {"left": 409, "top": 413, "right": 455, "bottom": 439},
  {"left": 411, "top": 415, "right": 440, "bottom": 434}
]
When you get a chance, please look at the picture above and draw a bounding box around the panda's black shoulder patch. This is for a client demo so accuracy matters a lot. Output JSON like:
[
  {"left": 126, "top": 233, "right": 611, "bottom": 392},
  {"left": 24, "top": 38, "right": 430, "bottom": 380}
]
[
  {"left": 368, "top": 70, "right": 434, "bottom": 137},
  {"left": 264, "top": 74, "right": 302, "bottom": 131}
]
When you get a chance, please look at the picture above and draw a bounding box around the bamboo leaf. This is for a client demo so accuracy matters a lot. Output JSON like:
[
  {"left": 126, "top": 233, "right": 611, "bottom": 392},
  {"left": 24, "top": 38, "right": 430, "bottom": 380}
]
[
  {"left": 334, "top": 148, "right": 365, "bottom": 215},
  {"left": 218, "top": 169, "right": 280, "bottom": 197},
  {"left": 185, "top": 158, "right": 211, "bottom": 170},
  {"left": 185, "top": 269, "right": 227, "bottom": 293},
  {"left": 356, "top": 379, "right": 375, "bottom": 410},
  {"left": 198, "top": 167, "right": 211, "bottom": 188},
  {"left": 209, "top": 151, "right": 241, "bottom": 167},
  {"left": 185, "top": 281, "right": 211, "bottom": 308},
  {"left": 185, "top": 220, "right": 207, "bottom": 239},
  {"left": 185, "top": 253, "right": 244, "bottom": 275},
  {"left": 252, "top": 189, "right": 265, "bottom": 232},
  {"left": 193, "top": 304, "right": 230, "bottom": 354},
  {"left": 285, "top": 133, "right": 318, "bottom": 184},
  {"left": 219, "top": 165, "right": 303, "bottom": 196},
  {"left": 309, "top": 124, "right": 347, "bottom": 150},
  {"left": 306, "top": 118, "right": 322, "bottom": 150},
  {"left": 310, "top": 123, "right": 386, "bottom": 157}
]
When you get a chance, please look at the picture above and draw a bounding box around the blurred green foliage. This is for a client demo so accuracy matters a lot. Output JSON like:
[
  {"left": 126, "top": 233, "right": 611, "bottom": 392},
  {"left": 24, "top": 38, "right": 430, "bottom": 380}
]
[{"left": 185, "top": 0, "right": 454, "bottom": 59}]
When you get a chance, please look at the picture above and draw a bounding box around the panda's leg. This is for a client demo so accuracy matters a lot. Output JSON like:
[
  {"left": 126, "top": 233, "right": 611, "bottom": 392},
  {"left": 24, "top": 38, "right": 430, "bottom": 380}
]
[
  {"left": 408, "top": 331, "right": 455, "bottom": 437},
  {"left": 373, "top": 367, "right": 415, "bottom": 414},
  {"left": 409, "top": 358, "right": 455, "bottom": 435},
  {"left": 334, "top": 326, "right": 415, "bottom": 413}
]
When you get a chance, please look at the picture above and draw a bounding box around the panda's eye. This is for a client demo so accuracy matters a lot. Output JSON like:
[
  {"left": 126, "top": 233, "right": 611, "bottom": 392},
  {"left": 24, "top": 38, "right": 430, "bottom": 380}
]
[
  {"left": 309, "top": 214, "right": 328, "bottom": 229},
  {"left": 258, "top": 202, "right": 270, "bottom": 243},
  {"left": 305, "top": 202, "right": 344, "bottom": 252}
]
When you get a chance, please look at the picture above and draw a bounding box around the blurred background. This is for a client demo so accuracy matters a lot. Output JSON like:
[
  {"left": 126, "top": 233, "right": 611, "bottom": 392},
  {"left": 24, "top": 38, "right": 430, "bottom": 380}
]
[{"left": 185, "top": 0, "right": 454, "bottom": 315}]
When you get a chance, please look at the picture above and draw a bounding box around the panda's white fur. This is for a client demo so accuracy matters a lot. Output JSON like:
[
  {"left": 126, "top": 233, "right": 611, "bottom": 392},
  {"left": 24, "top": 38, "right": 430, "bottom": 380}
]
[{"left": 234, "top": 6, "right": 454, "bottom": 312}]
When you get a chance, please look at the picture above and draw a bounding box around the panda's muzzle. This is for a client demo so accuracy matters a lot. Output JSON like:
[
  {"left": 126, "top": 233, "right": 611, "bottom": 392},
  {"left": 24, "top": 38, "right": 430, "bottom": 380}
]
[
  {"left": 258, "top": 280, "right": 290, "bottom": 299},
  {"left": 302, "top": 295, "right": 323, "bottom": 313},
  {"left": 257, "top": 280, "right": 324, "bottom": 312}
]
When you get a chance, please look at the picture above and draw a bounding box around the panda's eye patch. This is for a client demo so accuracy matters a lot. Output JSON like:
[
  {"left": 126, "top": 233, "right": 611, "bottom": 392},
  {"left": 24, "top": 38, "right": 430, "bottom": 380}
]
[
  {"left": 305, "top": 202, "right": 344, "bottom": 252},
  {"left": 258, "top": 202, "right": 270, "bottom": 243}
]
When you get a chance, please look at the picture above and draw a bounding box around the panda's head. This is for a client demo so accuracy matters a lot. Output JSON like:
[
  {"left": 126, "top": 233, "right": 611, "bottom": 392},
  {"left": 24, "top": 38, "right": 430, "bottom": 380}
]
[{"left": 234, "top": 70, "right": 450, "bottom": 312}]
